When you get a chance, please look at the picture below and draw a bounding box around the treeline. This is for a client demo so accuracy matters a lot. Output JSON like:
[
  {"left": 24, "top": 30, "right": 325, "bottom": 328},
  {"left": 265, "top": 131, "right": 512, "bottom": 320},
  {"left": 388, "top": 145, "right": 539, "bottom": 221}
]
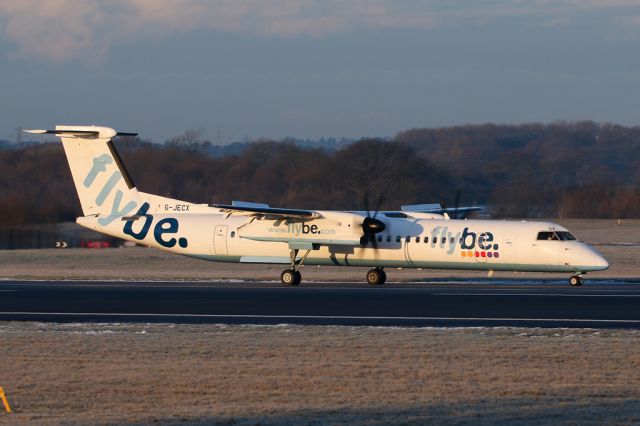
[
  {"left": 1, "top": 139, "right": 450, "bottom": 227},
  {"left": 396, "top": 121, "right": 640, "bottom": 217},
  {"left": 1, "top": 121, "right": 639, "bottom": 227}
]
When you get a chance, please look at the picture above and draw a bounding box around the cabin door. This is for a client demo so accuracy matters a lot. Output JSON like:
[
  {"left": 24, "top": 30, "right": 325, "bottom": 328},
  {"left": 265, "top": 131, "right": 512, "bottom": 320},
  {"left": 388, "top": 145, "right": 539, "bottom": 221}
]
[
  {"left": 503, "top": 234, "right": 516, "bottom": 264},
  {"left": 214, "top": 225, "right": 228, "bottom": 255}
]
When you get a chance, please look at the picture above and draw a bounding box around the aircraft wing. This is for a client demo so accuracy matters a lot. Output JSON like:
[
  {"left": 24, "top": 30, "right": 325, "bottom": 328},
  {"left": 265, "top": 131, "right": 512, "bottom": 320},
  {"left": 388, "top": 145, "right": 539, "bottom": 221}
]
[{"left": 210, "top": 201, "right": 321, "bottom": 219}]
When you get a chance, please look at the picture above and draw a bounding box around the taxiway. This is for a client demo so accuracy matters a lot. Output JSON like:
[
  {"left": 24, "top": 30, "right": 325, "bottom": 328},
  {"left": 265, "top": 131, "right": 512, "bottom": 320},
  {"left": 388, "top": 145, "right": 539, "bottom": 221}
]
[{"left": 1, "top": 280, "right": 639, "bottom": 328}]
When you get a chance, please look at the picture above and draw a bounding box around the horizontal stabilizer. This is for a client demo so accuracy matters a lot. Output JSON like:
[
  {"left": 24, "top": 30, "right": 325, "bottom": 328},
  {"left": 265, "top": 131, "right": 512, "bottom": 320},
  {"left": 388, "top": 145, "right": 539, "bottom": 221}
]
[{"left": 24, "top": 127, "right": 137, "bottom": 139}]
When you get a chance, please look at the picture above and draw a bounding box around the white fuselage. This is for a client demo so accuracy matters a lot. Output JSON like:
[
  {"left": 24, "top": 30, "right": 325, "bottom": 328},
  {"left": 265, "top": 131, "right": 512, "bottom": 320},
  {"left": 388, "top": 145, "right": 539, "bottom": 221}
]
[{"left": 78, "top": 203, "right": 609, "bottom": 274}]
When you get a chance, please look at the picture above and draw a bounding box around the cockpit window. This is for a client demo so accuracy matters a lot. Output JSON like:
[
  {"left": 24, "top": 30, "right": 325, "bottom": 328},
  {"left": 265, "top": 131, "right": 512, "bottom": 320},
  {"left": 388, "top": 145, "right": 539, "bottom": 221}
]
[
  {"left": 537, "top": 231, "right": 576, "bottom": 241},
  {"left": 557, "top": 231, "right": 576, "bottom": 241}
]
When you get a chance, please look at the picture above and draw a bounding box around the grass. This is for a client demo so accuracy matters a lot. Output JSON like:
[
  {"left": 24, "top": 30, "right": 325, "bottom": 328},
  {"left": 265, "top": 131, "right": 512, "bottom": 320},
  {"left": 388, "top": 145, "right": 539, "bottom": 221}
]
[{"left": 1, "top": 323, "right": 640, "bottom": 425}]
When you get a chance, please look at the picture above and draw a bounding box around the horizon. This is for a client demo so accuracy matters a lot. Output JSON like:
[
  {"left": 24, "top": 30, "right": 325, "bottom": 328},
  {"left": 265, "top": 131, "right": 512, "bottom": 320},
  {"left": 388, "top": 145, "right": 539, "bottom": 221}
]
[{"left": 4, "top": 119, "right": 637, "bottom": 147}]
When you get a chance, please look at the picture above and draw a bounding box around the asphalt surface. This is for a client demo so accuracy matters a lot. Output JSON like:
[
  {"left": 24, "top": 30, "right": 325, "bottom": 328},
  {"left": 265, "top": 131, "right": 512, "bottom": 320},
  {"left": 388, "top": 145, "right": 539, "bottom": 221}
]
[{"left": 0, "top": 280, "right": 639, "bottom": 328}]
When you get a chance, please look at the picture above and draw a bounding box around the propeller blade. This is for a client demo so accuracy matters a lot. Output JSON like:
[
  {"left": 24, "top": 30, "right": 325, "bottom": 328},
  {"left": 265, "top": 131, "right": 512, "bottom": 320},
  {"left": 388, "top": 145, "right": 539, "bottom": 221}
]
[
  {"left": 362, "top": 193, "right": 371, "bottom": 219},
  {"left": 359, "top": 192, "right": 386, "bottom": 251},
  {"left": 372, "top": 193, "right": 384, "bottom": 220}
]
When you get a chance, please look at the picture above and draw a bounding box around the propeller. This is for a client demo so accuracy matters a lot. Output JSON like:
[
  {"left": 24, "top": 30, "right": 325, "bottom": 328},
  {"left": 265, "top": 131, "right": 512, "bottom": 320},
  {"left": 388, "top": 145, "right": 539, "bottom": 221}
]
[{"left": 360, "top": 193, "right": 386, "bottom": 247}]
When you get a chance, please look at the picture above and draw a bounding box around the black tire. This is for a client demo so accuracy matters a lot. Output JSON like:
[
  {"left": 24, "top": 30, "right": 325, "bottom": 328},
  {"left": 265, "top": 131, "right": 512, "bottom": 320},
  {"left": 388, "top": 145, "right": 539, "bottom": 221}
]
[
  {"left": 379, "top": 270, "right": 387, "bottom": 285},
  {"left": 281, "top": 269, "right": 301, "bottom": 286},
  {"left": 366, "top": 268, "right": 383, "bottom": 285},
  {"left": 569, "top": 275, "right": 583, "bottom": 287}
]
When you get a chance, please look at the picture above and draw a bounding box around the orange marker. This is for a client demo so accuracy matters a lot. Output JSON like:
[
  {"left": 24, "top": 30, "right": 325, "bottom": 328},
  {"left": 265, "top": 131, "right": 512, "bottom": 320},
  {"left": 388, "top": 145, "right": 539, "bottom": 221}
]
[{"left": 0, "top": 387, "right": 11, "bottom": 413}]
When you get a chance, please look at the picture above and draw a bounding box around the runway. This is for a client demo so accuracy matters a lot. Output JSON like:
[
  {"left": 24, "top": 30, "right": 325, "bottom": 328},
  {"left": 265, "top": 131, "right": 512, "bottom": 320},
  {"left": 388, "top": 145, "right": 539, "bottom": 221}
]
[{"left": 1, "top": 280, "right": 640, "bottom": 328}]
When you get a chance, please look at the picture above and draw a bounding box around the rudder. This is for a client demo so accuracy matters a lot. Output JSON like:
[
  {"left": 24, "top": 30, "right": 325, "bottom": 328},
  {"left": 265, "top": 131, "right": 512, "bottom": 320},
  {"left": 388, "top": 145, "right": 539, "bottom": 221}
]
[{"left": 26, "top": 125, "right": 141, "bottom": 225}]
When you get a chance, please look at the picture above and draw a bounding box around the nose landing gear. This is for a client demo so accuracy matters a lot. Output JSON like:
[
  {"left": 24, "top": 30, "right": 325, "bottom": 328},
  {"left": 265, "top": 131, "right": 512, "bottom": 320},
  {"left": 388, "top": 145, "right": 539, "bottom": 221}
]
[{"left": 569, "top": 275, "right": 583, "bottom": 287}]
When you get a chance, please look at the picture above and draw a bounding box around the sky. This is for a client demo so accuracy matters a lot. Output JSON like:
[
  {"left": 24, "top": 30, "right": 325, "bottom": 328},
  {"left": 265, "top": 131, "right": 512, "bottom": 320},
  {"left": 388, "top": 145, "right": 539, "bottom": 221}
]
[{"left": 1, "top": 0, "right": 640, "bottom": 143}]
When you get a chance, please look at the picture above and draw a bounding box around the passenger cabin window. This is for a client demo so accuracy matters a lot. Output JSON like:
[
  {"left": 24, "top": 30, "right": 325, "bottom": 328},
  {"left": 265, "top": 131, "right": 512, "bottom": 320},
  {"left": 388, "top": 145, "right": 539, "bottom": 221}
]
[
  {"left": 537, "top": 231, "right": 576, "bottom": 241},
  {"left": 230, "top": 231, "right": 236, "bottom": 238},
  {"left": 405, "top": 236, "right": 411, "bottom": 243},
  {"left": 415, "top": 236, "right": 420, "bottom": 243},
  {"left": 396, "top": 236, "right": 401, "bottom": 243},
  {"left": 387, "top": 235, "right": 391, "bottom": 242},
  {"left": 377, "top": 235, "right": 383, "bottom": 243},
  {"left": 424, "top": 236, "right": 429, "bottom": 243}
]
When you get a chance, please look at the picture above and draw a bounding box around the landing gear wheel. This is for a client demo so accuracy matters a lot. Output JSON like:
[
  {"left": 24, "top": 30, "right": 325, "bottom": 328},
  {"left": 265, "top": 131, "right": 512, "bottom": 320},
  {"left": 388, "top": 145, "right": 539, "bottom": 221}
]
[
  {"left": 569, "top": 275, "right": 583, "bottom": 287},
  {"left": 366, "top": 268, "right": 386, "bottom": 285},
  {"left": 281, "top": 269, "right": 301, "bottom": 286}
]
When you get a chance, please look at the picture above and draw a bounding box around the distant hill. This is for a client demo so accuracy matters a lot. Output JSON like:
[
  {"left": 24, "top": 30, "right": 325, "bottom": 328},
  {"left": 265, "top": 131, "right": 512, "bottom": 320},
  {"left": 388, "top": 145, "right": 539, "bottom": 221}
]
[{"left": 185, "top": 137, "right": 355, "bottom": 158}]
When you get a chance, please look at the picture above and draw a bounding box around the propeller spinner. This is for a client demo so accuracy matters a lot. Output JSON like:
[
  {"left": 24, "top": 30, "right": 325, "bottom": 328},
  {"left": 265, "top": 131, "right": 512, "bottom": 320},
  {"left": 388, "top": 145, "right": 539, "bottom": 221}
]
[{"left": 359, "top": 194, "right": 386, "bottom": 247}]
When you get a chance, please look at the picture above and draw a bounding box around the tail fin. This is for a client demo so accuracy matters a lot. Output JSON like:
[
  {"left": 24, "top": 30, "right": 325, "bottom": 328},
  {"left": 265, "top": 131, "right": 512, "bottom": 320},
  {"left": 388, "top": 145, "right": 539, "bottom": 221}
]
[{"left": 25, "top": 125, "right": 141, "bottom": 225}]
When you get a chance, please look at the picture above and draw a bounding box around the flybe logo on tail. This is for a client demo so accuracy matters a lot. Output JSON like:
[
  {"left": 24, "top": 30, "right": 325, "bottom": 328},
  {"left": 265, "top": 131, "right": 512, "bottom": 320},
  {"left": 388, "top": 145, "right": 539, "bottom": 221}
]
[
  {"left": 84, "top": 154, "right": 188, "bottom": 248},
  {"left": 85, "top": 154, "right": 137, "bottom": 226}
]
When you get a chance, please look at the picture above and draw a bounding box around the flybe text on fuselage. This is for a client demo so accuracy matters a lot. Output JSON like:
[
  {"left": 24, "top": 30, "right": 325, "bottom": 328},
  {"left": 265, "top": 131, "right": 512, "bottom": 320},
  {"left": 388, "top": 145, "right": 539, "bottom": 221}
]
[
  {"left": 124, "top": 202, "right": 189, "bottom": 248},
  {"left": 85, "top": 153, "right": 189, "bottom": 248},
  {"left": 428, "top": 225, "right": 500, "bottom": 258}
]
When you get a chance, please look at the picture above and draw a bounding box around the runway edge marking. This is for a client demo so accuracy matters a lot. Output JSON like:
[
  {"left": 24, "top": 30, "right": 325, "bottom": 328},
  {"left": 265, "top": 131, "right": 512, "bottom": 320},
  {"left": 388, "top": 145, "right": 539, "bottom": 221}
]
[{"left": 1, "top": 312, "right": 640, "bottom": 324}]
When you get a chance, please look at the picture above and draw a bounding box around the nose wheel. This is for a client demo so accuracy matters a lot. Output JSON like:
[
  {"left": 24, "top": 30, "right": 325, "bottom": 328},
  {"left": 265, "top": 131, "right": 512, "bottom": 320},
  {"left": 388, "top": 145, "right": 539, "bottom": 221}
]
[
  {"left": 569, "top": 275, "right": 583, "bottom": 287},
  {"left": 366, "top": 268, "right": 387, "bottom": 285}
]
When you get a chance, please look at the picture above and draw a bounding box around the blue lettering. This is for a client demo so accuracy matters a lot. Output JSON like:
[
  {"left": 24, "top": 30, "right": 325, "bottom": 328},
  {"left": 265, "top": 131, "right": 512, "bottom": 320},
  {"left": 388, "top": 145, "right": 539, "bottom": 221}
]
[
  {"left": 123, "top": 202, "right": 153, "bottom": 239},
  {"left": 98, "top": 190, "right": 137, "bottom": 226},
  {"left": 460, "top": 227, "right": 476, "bottom": 250},
  {"left": 95, "top": 171, "right": 122, "bottom": 206},
  {"left": 122, "top": 202, "right": 188, "bottom": 248},
  {"left": 83, "top": 154, "right": 113, "bottom": 188},
  {"left": 478, "top": 232, "right": 495, "bottom": 250},
  {"left": 154, "top": 218, "right": 180, "bottom": 248}
]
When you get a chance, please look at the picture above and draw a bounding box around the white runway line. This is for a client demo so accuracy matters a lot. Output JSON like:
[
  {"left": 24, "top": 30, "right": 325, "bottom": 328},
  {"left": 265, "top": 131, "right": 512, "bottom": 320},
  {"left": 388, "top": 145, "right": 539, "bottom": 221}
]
[
  {"left": 438, "top": 293, "right": 640, "bottom": 297},
  {"left": 0, "top": 312, "right": 639, "bottom": 324}
]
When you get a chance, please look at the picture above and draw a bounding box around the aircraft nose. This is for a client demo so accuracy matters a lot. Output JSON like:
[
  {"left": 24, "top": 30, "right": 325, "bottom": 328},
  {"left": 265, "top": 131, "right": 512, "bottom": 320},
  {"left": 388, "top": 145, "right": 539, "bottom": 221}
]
[{"left": 581, "top": 247, "right": 609, "bottom": 271}]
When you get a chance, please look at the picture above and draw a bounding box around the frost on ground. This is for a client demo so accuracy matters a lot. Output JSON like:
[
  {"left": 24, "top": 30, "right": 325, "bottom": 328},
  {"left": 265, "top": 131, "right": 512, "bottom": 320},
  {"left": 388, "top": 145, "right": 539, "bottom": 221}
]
[{"left": 1, "top": 323, "right": 640, "bottom": 425}]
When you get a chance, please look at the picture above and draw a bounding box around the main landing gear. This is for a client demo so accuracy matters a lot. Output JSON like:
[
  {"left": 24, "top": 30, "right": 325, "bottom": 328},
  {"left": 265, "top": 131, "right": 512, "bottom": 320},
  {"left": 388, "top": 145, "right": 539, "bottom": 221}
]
[
  {"left": 366, "top": 268, "right": 386, "bottom": 285},
  {"left": 280, "top": 249, "right": 388, "bottom": 286},
  {"left": 280, "top": 248, "right": 311, "bottom": 286},
  {"left": 569, "top": 275, "right": 583, "bottom": 287}
]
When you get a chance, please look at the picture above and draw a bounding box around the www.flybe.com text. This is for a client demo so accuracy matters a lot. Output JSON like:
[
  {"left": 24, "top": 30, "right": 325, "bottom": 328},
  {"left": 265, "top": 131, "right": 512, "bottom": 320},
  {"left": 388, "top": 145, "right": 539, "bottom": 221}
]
[{"left": 269, "top": 224, "right": 337, "bottom": 236}]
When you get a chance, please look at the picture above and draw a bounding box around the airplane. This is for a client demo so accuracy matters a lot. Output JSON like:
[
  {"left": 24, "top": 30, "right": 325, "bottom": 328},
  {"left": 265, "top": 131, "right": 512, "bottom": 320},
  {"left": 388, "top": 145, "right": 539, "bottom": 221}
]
[{"left": 26, "top": 125, "right": 609, "bottom": 287}]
